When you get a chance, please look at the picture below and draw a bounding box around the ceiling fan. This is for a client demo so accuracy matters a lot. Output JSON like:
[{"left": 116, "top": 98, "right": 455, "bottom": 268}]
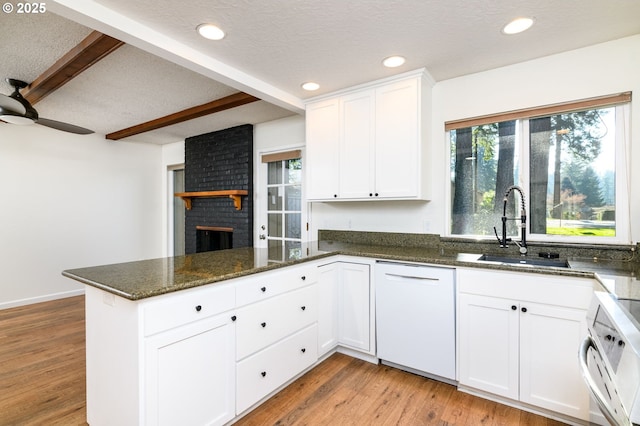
[{"left": 0, "top": 78, "right": 94, "bottom": 135}]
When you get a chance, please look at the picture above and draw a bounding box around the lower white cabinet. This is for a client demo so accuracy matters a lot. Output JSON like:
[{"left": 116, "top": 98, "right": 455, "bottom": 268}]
[
  {"left": 457, "top": 268, "right": 595, "bottom": 422},
  {"left": 145, "top": 313, "right": 235, "bottom": 426},
  {"left": 236, "top": 324, "right": 318, "bottom": 413},
  {"left": 317, "top": 260, "right": 372, "bottom": 356},
  {"left": 338, "top": 262, "right": 371, "bottom": 351}
]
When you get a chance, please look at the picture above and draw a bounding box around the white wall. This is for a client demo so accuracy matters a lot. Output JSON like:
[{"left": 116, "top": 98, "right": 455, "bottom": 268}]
[
  {"left": 311, "top": 35, "right": 640, "bottom": 242},
  {"left": 0, "top": 124, "right": 163, "bottom": 308}
]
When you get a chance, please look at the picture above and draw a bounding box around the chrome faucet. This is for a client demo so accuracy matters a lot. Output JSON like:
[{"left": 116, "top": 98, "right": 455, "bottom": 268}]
[{"left": 494, "top": 185, "right": 528, "bottom": 255}]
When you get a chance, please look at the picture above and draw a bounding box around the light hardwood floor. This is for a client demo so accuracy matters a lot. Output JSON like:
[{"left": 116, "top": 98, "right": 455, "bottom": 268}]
[{"left": 0, "top": 296, "right": 567, "bottom": 425}]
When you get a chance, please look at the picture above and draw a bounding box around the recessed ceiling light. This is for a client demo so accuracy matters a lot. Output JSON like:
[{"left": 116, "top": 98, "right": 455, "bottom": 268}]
[
  {"left": 502, "top": 17, "right": 534, "bottom": 35},
  {"left": 302, "top": 82, "right": 320, "bottom": 91},
  {"left": 197, "top": 23, "right": 225, "bottom": 40},
  {"left": 383, "top": 56, "right": 406, "bottom": 68}
]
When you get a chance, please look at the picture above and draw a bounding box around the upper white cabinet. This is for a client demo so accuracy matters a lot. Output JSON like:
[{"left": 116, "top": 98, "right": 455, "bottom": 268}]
[{"left": 305, "top": 70, "right": 433, "bottom": 201}]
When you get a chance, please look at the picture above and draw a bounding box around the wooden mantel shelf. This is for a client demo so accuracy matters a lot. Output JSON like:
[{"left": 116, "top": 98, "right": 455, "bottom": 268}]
[{"left": 174, "top": 190, "right": 248, "bottom": 211}]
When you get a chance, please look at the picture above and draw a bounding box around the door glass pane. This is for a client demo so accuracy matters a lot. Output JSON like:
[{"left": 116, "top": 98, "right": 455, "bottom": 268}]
[
  {"left": 285, "top": 185, "right": 301, "bottom": 210},
  {"left": 285, "top": 213, "right": 301, "bottom": 239},
  {"left": 267, "top": 187, "right": 282, "bottom": 211},
  {"left": 268, "top": 213, "right": 282, "bottom": 237},
  {"left": 285, "top": 159, "right": 302, "bottom": 184},
  {"left": 268, "top": 162, "right": 282, "bottom": 184}
]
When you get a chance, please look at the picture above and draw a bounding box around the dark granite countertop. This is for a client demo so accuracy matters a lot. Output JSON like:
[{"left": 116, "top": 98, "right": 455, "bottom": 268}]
[{"left": 63, "top": 236, "right": 640, "bottom": 301}]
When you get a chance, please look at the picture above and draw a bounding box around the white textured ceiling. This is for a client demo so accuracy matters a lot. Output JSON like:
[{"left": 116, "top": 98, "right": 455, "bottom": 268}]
[{"left": 2, "top": 0, "right": 639, "bottom": 144}]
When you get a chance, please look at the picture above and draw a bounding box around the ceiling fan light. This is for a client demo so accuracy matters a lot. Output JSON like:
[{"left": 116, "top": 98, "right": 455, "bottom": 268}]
[
  {"left": 0, "top": 106, "right": 35, "bottom": 125},
  {"left": 197, "top": 23, "right": 225, "bottom": 40},
  {"left": 502, "top": 17, "right": 535, "bottom": 35}
]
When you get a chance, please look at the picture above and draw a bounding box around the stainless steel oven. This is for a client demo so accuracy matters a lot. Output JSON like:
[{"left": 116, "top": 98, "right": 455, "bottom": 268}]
[{"left": 580, "top": 291, "right": 640, "bottom": 426}]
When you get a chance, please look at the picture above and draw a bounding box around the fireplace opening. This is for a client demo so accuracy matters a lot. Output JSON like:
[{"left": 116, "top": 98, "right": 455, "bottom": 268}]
[{"left": 196, "top": 226, "right": 233, "bottom": 252}]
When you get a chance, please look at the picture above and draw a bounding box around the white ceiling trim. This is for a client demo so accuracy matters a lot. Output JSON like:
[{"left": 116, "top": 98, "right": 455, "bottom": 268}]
[{"left": 49, "top": 0, "right": 305, "bottom": 114}]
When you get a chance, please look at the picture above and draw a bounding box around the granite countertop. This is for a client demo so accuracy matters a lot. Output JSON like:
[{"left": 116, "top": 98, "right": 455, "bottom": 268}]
[{"left": 63, "top": 237, "right": 640, "bottom": 301}]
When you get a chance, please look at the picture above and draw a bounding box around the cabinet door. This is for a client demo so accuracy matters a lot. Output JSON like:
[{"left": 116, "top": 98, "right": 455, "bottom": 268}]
[
  {"left": 338, "top": 262, "right": 371, "bottom": 351},
  {"left": 519, "top": 302, "right": 591, "bottom": 420},
  {"left": 458, "top": 293, "right": 519, "bottom": 400},
  {"left": 145, "top": 313, "right": 235, "bottom": 426},
  {"left": 339, "top": 90, "right": 375, "bottom": 199},
  {"left": 317, "top": 263, "right": 339, "bottom": 356},
  {"left": 306, "top": 98, "right": 340, "bottom": 200},
  {"left": 374, "top": 77, "right": 420, "bottom": 198}
]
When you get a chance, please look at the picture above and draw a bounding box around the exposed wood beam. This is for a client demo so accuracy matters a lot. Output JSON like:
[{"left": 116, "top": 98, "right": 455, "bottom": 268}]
[
  {"left": 106, "top": 92, "right": 260, "bottom": 140},
  {"left": 23, "top": 31, "right": 124, "bottom": 105}
]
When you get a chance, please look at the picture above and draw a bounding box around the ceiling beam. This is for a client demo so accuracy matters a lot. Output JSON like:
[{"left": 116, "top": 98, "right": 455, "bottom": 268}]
[
  {"left": 23, "top": 31, "right": 124, "bottom": 105},
  {"left": 106, "top": 92, "right": 260, "bottom": 141}
]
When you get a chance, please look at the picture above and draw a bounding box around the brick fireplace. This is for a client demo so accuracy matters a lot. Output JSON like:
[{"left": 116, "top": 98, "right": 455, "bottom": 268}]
[{"left": 184, "top": 124, "right": 253, "bottom": 254}]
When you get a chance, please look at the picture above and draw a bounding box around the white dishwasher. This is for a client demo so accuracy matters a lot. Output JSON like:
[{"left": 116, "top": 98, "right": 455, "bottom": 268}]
[{"left": 375, "top": 261, "right": 456, "bottom": 382}]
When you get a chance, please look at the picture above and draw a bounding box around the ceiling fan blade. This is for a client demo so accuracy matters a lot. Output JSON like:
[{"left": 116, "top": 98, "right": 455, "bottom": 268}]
[
  {"left": 36, "top": 117, "right": 94, "bottom": 135},
  {"left": 0, "top": 93, "right": 27, "bottom": 115}
]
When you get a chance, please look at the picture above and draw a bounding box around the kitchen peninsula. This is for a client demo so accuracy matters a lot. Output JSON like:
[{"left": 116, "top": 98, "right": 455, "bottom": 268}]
[{"left": 63, "top": 232, "right": 639, "bottom": 426}]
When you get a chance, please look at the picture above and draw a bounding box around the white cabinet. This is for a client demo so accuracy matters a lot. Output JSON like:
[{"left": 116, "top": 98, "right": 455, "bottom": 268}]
[
  {"left": 317, "top": 260, "right": 372, "bottom": 356},
  {"left": 235, "top": 267, "right": 319, "bottom": 414},
  {"left": 305, "top": 98, "right": 340, "bottom": 199},
  {"left": 305, "top": 70, "right": 433, "bottom": 201},
  {"left": 84, "top": 282, "right": 236, "bottom": 426},
  {"left": 338, "top": 262, "right": 371, "bottom": 351},
  {"left": 145, "top": 313, "right": 235, "bottom": 426},
  {"left": 317, "top": 262, "right": 340, "bottom": 356},
  {"left": 457, "top": 268, "right": 595, "bottom": 421}
]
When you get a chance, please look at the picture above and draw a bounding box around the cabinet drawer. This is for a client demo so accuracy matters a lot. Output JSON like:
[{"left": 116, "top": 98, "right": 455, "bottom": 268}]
[
  {"left": 457, "top": 268, "right": 595, "bottom": 309},
  {"left": 236, "top": 285, "right": 317, "bottom": 360},
  {"left": 236, "top": 264, "right": 318, "bottom": 307},
  {"left": 236, "top": 324, "right": 318, "bottom": 414},
  {"left": 143, "top": 283, "right": 235, "bottom": 336}
]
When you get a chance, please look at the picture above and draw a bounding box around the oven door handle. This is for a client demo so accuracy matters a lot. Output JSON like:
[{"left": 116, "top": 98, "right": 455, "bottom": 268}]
[{"left": 579, "top": 335, "right": 631, "bottom": 426}]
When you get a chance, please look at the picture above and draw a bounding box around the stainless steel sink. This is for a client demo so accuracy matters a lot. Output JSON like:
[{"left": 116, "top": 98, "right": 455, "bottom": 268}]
[{"left": 458, "top": 254, "right": 570, "bottom": 268}]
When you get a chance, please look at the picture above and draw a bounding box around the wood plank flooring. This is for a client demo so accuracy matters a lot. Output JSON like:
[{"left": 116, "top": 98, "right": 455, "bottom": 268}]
[
  {"left": 236, "top": 353, "right": 567, "bottom": 426},
  {"left": 0, "top": 296, "right": 86, "bottom": 426},
  {"left": 0, "top": 296, "right": 567, "bottom": 426}
]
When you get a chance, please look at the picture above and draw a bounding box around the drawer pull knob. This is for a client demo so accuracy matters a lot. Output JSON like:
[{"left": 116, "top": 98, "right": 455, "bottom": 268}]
[
  {"left": 261, "top": 286, "right": 267, "bottom": 292},
  {"left": 301, "top": 348, "right": 306, "bottom": 353},
  {"left": 521, "top": 307, "right": 528, "bottom": 313},
  {"left": 231, "top": 315, "right": 237, "bottom": 321},
  {"left": 301, "top": 275, "right": 306, "bottom": 281},
  {"left": 261, "top": 371, "right": 267, "bottom": 377},
  {"left": 511, "top": 305, "right": 517, "bottom": 311},
  {"left": 301, "top": 306, "right": 306, "bottom": 311},
  {"left": 261, "top": 322, "right": 267, "bottom": 328},
  {"left": 195, "top": 305, "right": 202, "bottom": 312}
]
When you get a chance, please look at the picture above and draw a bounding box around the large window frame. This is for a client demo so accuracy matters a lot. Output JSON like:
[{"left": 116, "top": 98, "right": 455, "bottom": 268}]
[{"left": 445, "top": 93, "right": 631, "bottom": 245}]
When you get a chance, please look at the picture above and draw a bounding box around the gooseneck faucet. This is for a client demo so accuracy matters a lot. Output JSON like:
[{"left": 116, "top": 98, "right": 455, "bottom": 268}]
[{"left": 494, "top": 185, "right": 528, "bottom": 255}]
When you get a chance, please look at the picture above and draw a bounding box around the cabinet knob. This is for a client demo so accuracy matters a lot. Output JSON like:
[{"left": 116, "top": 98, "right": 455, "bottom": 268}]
[
  {"left": 301, "top": 275, "right": 306, "bottom": 281},
  {"left": 261, "top": 371, "right": 267, "bottom": 378},
  {"left": 375, "top": 193, "right": 379, "bottom": 197},
  {"left": 334, "top": 194, "right": 337, "bottom": 198},
  {"left": 195, "top": 305, "right": 202, "bottom": 312},
  {"left": 301, "top": 306, "right": 306, "bottom": 311},
  {"left": 511, "top": 305, "right": 517, "bottom": 310},
  {"left": 231, "top": 315, "right": 237, "bottom": 321},
  {"left": 260, "top": 286, "right": 267, "bottom": 292},
  {"left": 369, "top": 193, "right": 373, "bottom": 197},
  {"left": 301, "top": 348, "right": 306, "bottom": 353},
  {"left": 261, "top": 322, "right": 267, "bottom": 328},
  {"left": 521, "top": 307, "right": 528, "bottom": 313}
]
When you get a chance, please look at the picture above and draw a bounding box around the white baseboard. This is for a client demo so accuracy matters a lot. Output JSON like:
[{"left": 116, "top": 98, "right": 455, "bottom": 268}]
[{"left": 0, "top": 289, "right": 86, "bottom": 310}]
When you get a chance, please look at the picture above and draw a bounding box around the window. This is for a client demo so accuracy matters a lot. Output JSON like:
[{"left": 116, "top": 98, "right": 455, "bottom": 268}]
[{"left": 448, "top": 94, "right": 630, "bottom": 244}]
